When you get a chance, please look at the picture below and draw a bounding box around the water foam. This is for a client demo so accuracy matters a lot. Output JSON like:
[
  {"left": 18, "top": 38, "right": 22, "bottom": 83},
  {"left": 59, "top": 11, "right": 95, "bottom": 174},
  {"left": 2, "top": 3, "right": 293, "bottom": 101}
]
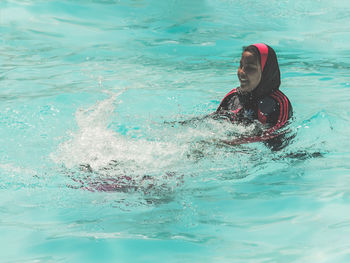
[{"left": 51, "top": 90, "right": 188, "bottom": 177}]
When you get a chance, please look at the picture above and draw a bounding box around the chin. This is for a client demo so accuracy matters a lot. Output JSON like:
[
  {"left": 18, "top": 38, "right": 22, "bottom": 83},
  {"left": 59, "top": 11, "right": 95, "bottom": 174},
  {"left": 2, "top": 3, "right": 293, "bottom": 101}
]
[{"left": 240, "top": 85, "right": 250, "bottom": 91}]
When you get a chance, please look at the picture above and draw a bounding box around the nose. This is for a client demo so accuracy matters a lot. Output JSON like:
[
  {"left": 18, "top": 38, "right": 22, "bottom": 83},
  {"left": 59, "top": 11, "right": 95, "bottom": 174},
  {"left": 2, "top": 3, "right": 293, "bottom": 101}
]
[{"left": 238, "top": 67, "right": 246, "bottom": 78}]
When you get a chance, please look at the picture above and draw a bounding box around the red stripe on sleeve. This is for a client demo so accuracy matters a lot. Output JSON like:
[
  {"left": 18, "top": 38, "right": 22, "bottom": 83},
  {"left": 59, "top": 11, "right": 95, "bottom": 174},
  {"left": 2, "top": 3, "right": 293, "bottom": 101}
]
[
  {"left": 275, "top": 90, "right": 289, "bottom": 124},
  {"left": 266, "top": 93, "right": 285, "bottom": 134},
  {"left": 221, "top": 88, "right": 237, "bottom": 102}
]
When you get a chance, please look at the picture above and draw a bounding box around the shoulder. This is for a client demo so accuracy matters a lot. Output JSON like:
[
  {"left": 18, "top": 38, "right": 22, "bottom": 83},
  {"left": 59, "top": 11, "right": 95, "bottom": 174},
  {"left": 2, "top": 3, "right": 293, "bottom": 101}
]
[
  {"left": 222, "top": 88, "right": 239, "bottom": 101},
  {"left": 258, "top": 96, "right": 279, "bottom": 115},
  {"left": 258, "top": 90, "right": 293, "bottom": 124},
  {"left": 217, "top": 87, "right": 240, "bottom": 111}
]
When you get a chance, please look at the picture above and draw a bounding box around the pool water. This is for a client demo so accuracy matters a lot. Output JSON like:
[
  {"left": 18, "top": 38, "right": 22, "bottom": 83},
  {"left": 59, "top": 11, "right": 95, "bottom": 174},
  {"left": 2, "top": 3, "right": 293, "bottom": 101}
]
[{"left": 1, "top": 0, "right": 350, "bottom": 262}]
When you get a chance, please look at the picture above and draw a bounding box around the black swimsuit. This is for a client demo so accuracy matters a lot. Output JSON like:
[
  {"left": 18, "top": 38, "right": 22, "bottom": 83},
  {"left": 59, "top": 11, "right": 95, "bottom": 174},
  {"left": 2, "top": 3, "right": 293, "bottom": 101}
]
[
  {"left": 217, "top": 88, "right": 292, "bottom": 127},
  {"left": 215, "top": 87, "right": 293, "bottom": 149}
]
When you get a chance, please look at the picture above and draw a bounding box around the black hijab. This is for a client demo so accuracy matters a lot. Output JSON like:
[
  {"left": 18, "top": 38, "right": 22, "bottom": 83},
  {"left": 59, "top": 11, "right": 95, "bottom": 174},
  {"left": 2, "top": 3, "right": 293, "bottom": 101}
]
[{"left": 239, "top": 43, "right": 281, "bottom": 100}]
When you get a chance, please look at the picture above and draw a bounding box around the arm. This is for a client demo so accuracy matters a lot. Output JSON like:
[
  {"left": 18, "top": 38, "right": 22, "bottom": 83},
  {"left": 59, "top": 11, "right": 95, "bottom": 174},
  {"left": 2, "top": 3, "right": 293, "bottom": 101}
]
[
  {"left": 221, "top": 129, "right": 288, "bottom": 146},
  {"left": 164, "top": 113, "right": 216, "bottom": 126},
  {"left": 167, "top": 88, "right": 241, "bottom": 126}
]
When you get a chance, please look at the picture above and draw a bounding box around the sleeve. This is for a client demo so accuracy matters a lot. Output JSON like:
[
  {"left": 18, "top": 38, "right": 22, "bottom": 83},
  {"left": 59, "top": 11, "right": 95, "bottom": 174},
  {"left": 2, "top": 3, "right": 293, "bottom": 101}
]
[
  {"left": 257, "top": 96, "right": 280, "bottom": 126},
  {"left": 214, "top": 88, "right": 246, "bottom": 123},
  {"left": 262, "top": 91, "right": 292, "bottom": 134},
  {"left": 216, "top": 88, "right": 238, "bottom": 112}
]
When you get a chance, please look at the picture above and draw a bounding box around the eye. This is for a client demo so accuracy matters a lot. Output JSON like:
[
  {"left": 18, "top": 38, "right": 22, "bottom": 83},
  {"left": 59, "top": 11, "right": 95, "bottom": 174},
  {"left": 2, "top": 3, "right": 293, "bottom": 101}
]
[{"left": 245, "top": 65, "right": 256, "bottom": 72}]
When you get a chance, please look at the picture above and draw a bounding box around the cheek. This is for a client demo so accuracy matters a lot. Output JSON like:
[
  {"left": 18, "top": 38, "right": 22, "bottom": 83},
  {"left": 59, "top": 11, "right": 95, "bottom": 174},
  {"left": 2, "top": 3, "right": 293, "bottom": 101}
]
[{"left": 253, "top": 72, "right": 261, "bottom": 83}]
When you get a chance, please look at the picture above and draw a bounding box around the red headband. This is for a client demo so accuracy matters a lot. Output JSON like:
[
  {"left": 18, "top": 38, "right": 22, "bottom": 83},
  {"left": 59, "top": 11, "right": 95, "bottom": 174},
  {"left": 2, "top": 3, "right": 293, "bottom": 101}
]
[{"left": 253, "top": 43, "right": 268, "bottom": 72}]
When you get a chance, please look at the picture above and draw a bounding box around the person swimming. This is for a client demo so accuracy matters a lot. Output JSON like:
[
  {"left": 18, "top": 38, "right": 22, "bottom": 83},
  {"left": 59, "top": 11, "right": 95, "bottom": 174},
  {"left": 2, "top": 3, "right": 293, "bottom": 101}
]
[
  {"left": 214, "top": 43, "right": 293, "bottom": 149},
  {"left": 74, "top": 44, "right": 297, "bottom": 193}
]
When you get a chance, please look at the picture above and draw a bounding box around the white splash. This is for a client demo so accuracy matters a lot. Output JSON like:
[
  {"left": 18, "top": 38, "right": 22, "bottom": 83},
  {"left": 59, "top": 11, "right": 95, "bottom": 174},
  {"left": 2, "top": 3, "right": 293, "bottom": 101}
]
[{"left": 51, "top": 90, "right": 188, "bottom": 175}]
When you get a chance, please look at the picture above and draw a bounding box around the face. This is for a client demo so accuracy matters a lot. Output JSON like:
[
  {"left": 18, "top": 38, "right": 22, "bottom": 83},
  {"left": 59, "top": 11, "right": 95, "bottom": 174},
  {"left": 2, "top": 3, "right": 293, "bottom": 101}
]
[{"left": 237, "top": 51, "right": 262, "bottom": 93}]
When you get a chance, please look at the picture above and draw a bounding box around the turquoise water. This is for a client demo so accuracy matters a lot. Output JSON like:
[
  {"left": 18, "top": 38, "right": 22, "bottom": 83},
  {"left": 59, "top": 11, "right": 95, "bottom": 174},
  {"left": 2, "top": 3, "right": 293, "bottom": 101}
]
[{"left": 1, "top": 0, "right": 350, "bottom": 262}]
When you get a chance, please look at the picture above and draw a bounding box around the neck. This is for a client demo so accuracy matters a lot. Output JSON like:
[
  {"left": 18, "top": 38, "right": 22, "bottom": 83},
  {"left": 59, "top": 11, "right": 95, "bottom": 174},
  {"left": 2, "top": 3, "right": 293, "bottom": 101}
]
[{"left": 237, "top": 86, "right": 254, "bottom": 96}]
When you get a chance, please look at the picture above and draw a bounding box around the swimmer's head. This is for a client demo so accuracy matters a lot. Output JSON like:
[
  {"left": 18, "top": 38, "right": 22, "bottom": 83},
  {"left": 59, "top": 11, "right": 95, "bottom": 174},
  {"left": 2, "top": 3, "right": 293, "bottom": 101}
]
[{"left": 237, "top": 43, "right": 281, "bottom": 98}]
